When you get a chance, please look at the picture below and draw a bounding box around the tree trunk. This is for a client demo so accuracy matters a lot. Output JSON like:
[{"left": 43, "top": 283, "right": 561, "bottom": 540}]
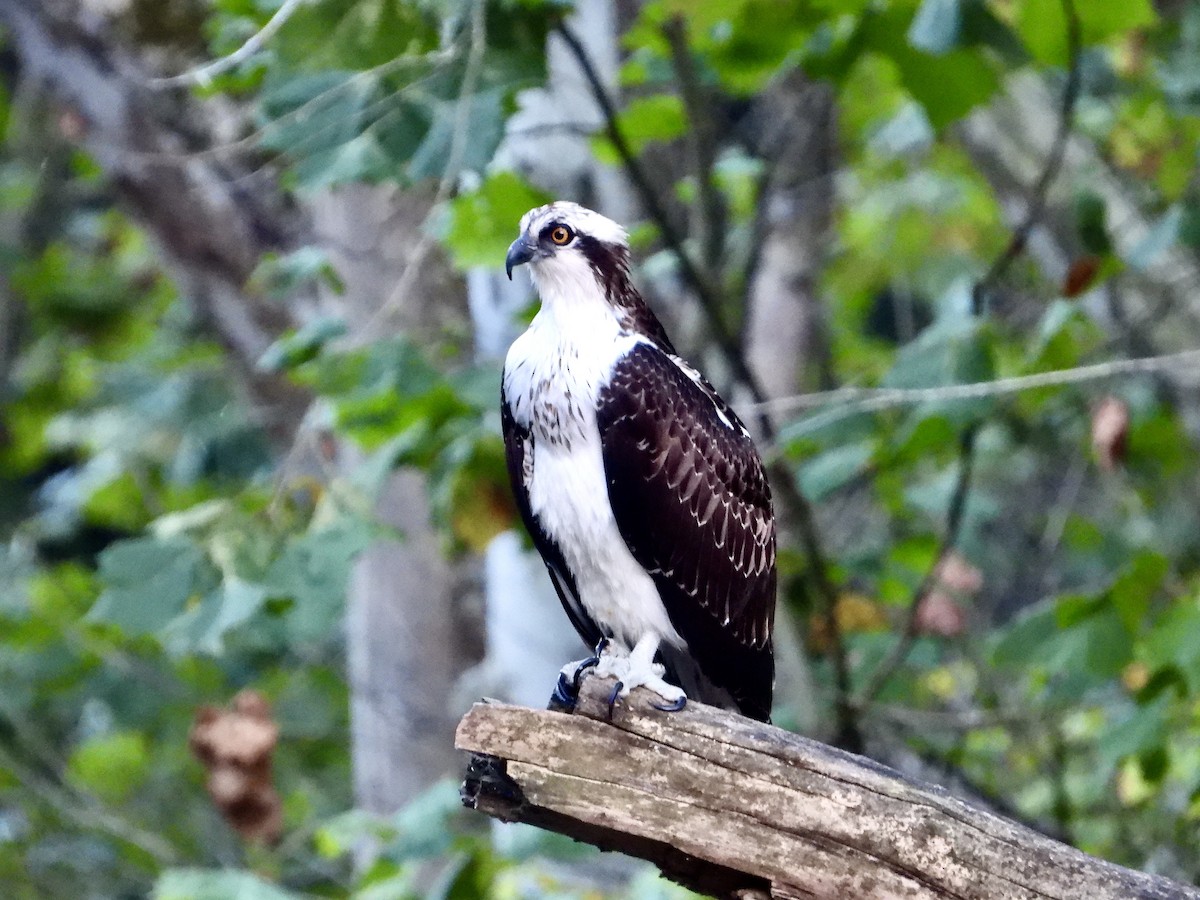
[{"left": 312, "top": 183, "right": 477, "bottom": 812}]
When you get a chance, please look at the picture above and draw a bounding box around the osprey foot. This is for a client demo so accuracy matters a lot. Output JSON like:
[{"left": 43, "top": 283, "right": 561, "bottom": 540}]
[
  {"left": 547, "top": 639, "right": 611, "bottom": 712},
  {"left": 593, "top": 640, "right": 687, "bottom": 717}
]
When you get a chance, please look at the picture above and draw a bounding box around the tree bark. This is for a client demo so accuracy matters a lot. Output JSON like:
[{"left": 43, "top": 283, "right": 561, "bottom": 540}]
[{"left": 458, "top": 679, "right": 1200, "bottom": 900}]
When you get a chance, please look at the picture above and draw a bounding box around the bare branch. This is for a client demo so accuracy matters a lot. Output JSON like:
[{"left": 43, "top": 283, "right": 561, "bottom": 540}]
[
  {"left": 855, "top": 428, "right": 976, "bottom": 708},
  {"left": 972, "top": 0, "right": 1082, "bottom": 311},
  {"left": 662, "top": 17, "right": 725, "bottom": 272},
  {"left": 149, "top": 0, "right": 309, "bottom": 89},
  {"left": 363, "top": 0, "right": 486, "bottom": 335},
  {"left": 749, "top": 346, "right": 1200, "bottom": 428}
]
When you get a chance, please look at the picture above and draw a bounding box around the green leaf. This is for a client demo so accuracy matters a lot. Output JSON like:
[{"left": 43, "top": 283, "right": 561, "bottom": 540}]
[
  {"left": 863, "top": 9, "right": 1000, "bottom": 129},
  {"left": 1078, "top": 0, "right": 1159, "bottom": 43},
  {"left": 615, "top": 94, "right": 688, "bottom": 153},
  {"left": 390, "top": 780, "right": 463, "bottom": 858},
  {"left": 1016, "top": 0, "right": 1157, "bottom": 65},
  {"left": 1140, "top": 597, "right": 1200, "bottom": 692},
  {"left": 407, "top": 88, "right": 508, "bottom": 182},
  {"left": 1108, "top": 552, "right": 1167, "bottom": 635},
  {"left": 1026, "top": 299, "right": 1102, "bottom": 372},
  {"left": 1075, "top": 190, "right": 1112, "bottom": 256},
  {"left": 908, "top": 0, "right": 961, "bottom": 55},
  {"left": 258, "top": 69, "right": 375, "bottom": 162},
  {"left": 154, "top": 869, "right": 299, "bottom": 900},
  {"left": 683, "top": 1, "right": 817, "bottom": 95},
  {"left": 798, "top": 440, "right": 875, "bottom": 501},
  {"left": 1098, "top": 698, "right": 1170, "bottom": 766},
  {"left": 315, "top": 809, "right": 394, "bottom": 860},
  {"left": 443, "top": 172, "right": 551, "bottom": 270},
  {"left": 268, "top": 0, "right": 439, "bottom": 72},
  {"left": 994, "top": 595, "right": 1131, "bottom": 679},
  {"left": 67, "top": 731, "right": 149, "bottom": 803},
  {"left": 88, "top": 537, "right": 209, "bottom": 636},
  {"left": 248, "top": 247, "right": 345, "bottom": 300},
  {"left": 264, "top": 519, "right": 375, "bottom": 642},
  {"left": 258, "top": 317, "right": 348, "bottom": 372},
  {"left": 162, "top": 579, "right": 269, "bottom": 655},
  {"left": 1062, "top": 606, "right": 1132, "bottom": 679},
  {"left": 885, "top": 318, "right": 993, "bottom": 389},
  {"left": 884, "top": 316, "right": 996, "bottom": 424},
  {"left": 992, "top": 601, "right": 1057, "bottom": 667}
]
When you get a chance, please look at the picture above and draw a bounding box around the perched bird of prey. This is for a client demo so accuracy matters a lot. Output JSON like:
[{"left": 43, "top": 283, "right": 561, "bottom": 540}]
[{"left": 501, "top": 202, "right": 776, "bottom": 722}]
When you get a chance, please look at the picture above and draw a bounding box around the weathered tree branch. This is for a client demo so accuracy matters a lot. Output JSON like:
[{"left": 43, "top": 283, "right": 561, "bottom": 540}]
[{"left": 457, "top": 678, "right": 1200, "bottom": 900}]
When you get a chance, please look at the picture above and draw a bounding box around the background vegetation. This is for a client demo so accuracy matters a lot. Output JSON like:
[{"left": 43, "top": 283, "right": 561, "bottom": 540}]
[{"left": 1, "top": 0, "right": 1199, "bottom": 896}]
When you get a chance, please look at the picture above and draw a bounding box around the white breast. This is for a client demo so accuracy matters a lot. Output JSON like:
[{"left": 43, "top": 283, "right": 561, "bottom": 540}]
[{"left": 503, "top": 305, "right": 684, "bottom": 651}]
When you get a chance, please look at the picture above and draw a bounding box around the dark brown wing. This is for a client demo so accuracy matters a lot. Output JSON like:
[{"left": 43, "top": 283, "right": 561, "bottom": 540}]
[
  {"left": 501, "top": 381, "right": 604, "bottom": 649},
  {"left": 597, "top": 343, "right": 776, "bottom": 720}
]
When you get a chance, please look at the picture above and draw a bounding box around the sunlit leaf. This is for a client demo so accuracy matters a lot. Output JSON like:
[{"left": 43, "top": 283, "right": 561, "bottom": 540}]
[
  {"left": 443, "top": 172, "right": 552, "bottom": 270},
  {"left": 67, "top": 731, "right": 149, "bottom": 803}
]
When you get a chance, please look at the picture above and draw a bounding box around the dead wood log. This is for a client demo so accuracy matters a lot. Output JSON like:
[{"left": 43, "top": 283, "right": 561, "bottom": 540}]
[{"left": 456, "top": 676, "right": 1200, "bottom": 900}]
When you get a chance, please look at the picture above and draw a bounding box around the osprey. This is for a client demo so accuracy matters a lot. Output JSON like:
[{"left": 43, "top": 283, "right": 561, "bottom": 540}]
[{"left": 501, "top": 202, "right": 776, "bottom": 722}]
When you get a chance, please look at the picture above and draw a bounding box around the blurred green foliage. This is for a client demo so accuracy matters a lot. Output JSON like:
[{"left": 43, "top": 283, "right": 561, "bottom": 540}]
[{"left": 3, "top": 0, "right": 1200, "bottom": 896}]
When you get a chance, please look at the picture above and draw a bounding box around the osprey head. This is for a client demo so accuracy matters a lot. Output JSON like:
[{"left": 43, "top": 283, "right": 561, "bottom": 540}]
[{"left": 505, "top": 202, "right": 629, "bottom": 284}]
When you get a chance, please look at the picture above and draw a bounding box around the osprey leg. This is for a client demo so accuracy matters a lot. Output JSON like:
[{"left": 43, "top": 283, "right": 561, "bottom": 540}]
[{"left": 595, "top": 633, "right": 687, "bottom": 718}]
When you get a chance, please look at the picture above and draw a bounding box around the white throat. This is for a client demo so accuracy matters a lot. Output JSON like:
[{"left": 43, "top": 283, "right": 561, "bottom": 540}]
[
  {"left": 503, "top": 259, "right": 637, "bottom": 448},
  {"left": 527, "top": 251, "right": 609, "bottom": 322}
]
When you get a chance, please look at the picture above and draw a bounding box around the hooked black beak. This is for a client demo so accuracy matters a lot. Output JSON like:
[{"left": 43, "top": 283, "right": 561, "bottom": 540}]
[{"left": 505, "top": 237, "right": 536, "bottom": 280}]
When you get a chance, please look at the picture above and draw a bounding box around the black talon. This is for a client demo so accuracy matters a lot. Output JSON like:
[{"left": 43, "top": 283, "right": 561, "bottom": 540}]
[
  {"left": 548, "top": 652, "right": 604, "bottom": 714},
  {"left": 651, "top": 695, "right": 688, "bottom": 713},
  {"left": 606, "top": 680, "right": 624, "bottom": 720},
  {"left": 572, "top": 654, "right": 600, "bottom": 692}
]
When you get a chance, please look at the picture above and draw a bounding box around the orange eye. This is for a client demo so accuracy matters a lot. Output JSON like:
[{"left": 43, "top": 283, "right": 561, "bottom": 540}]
[{"left": 549, "top": 225, "right": 572, "bottom": 245}]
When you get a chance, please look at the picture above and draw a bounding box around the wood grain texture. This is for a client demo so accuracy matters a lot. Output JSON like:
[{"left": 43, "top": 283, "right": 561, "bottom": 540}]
[{"left": 456, "top": 678, "right": 1200, "bottom": 900}]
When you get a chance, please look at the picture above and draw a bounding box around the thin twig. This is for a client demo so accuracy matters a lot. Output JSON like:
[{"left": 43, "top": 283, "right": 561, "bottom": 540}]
[
  {"left": 855, "top": 0, "right": 1083, "bottom": 711},
  {"left": 150, "top": 0, "right": 309, "bottom": 89},
  {"left": 0, "top": 737, "right": 180, "bottom": 865},
  {"left": 749, "top": 346, "right": 1200, "bottom": 425},
  {"left": 972, "top": 0, "right": 1082, "bottom": 311},
  {"left": 555, "top": 20, "right": 857, "bottom": 745},
  {"left": 855, "top": 428, "right": 976, "bottom": 706},
  {"left": 364, "top": 0, "right": 487, "bottom": 334}
]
